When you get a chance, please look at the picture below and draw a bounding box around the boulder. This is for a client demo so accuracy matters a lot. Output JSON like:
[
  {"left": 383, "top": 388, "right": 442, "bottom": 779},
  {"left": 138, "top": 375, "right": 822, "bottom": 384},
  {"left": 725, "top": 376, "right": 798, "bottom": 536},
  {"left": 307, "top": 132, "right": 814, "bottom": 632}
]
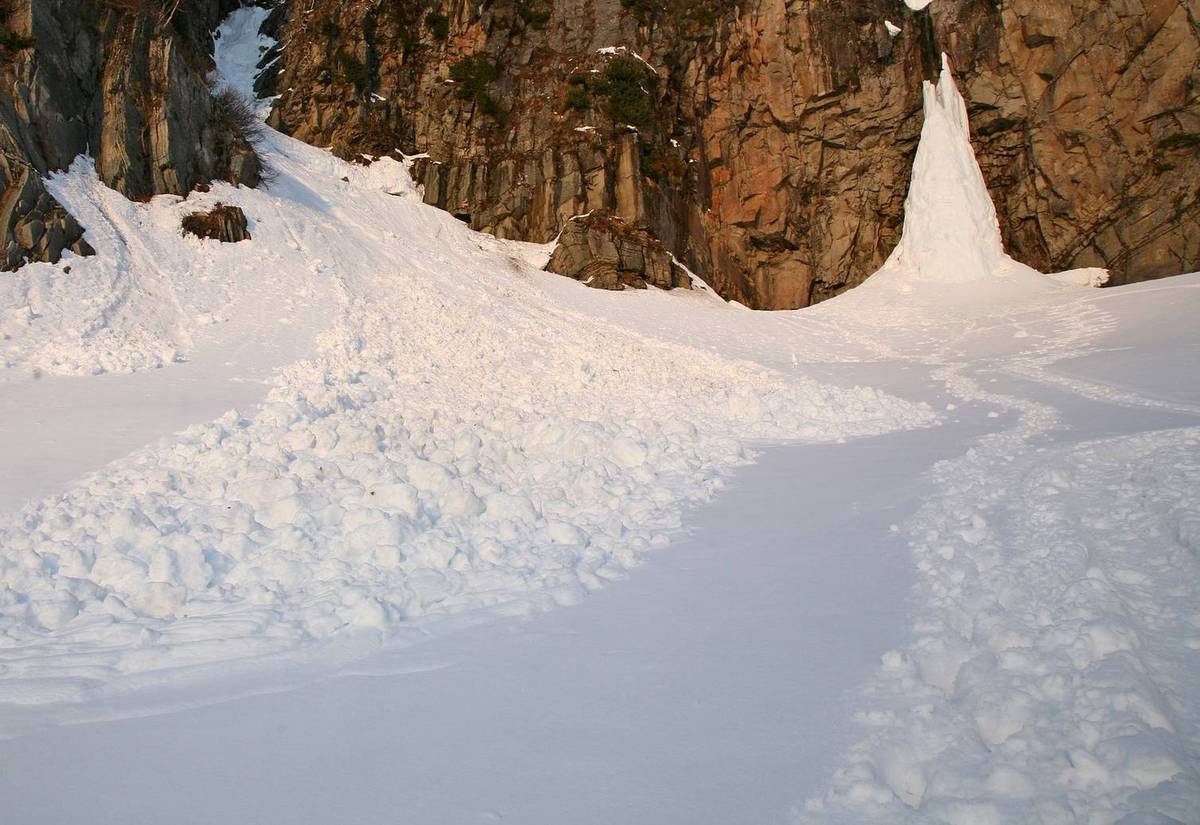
[
  {"left": 181, "top": 204, "right": 251, "bottom": 243},
  {"left": 546, "top": 210, "right": 690, "bottom": 291}
]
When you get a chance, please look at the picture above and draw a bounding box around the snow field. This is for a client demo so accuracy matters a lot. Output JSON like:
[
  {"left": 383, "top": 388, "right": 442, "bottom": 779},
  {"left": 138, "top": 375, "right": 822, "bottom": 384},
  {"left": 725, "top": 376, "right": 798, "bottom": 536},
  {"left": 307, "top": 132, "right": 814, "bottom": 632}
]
[
  {"left": 1, "top": 11, "right": 1197, "bottom": 825},
  {"left": 0, "top": 49, "right": 935, "bottom": 706}
]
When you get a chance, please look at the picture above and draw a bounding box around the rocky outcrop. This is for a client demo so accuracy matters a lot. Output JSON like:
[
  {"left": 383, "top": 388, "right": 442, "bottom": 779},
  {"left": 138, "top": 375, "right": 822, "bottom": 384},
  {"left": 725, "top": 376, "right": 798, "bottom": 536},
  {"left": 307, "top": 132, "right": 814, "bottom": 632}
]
[
  {"left": 263, "top": 0, "right": 1199, "bottom": 308},
  {"left": 546, "top": 209, "right": 691, "bottom": 291},
  {"left": 1, "top": 153, "right": 94, "bottom": 269},
  {"left": 181, "top": 203, "right": 251, "bottom": 242},
  {"left": 0, "top": 0, "right": 261, "bottom": 270}
]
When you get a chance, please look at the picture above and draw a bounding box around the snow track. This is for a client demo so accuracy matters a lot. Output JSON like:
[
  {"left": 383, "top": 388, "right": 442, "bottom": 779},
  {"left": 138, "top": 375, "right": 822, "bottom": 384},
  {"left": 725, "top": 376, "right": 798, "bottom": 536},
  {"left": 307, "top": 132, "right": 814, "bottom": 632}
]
[{"left": 808, "top": 359, "right": 1200, "bottom": 822}]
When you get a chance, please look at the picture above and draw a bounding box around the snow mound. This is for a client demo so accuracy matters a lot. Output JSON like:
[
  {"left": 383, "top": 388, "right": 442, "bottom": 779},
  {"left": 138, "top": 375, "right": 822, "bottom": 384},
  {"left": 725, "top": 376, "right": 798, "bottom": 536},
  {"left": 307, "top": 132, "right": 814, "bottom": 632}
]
[
  {"left": 807, "top": 422, "right": 1200, "bottom": 823},
  {"left": 870, "top": 55, "right": 1106, "bottom": 293},
  {"left": 889, "top": 55, "right": 1007, "bottom": 284},
  {"left": 0, "top": 144, "right": 934, "bottom": 706}
]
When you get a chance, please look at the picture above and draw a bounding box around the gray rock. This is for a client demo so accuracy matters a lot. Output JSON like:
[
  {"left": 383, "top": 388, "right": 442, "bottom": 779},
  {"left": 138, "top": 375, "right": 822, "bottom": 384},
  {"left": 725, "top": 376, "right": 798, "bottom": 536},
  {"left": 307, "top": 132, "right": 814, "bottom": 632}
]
[
  {"left": 546, "top": 210, "right": 691, "bottom": 291},
  {"left": 1, "top": 0, "right": 262, "bottom": 271},
  {"left": 181, "top": 203, "right": 251, "bottom": 243}
]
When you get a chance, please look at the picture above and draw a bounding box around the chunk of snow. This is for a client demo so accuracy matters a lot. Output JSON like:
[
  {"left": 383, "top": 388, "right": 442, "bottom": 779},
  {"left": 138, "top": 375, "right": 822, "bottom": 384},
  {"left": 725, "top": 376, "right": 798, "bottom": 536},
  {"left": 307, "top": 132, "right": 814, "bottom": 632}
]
[{"left": 596, "top": 46, "right": 658, "bottom": 74}]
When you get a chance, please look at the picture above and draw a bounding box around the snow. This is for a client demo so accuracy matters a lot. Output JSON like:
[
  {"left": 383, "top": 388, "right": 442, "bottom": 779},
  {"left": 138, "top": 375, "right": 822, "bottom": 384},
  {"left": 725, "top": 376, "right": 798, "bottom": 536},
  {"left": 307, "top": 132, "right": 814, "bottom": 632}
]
[
  {"left": 885, "top": 20, "right": 903, "bottom": 36},
  {"left": 904, "top": 0, "right": 935, "bottom": 10},
  {"left": 0, "top": 10, "right": 1197, "bottom": 825},
  {"left": 596, "top": 45, "right": 659, "bottom": 74},
  {"left": 0, "top": 10, "right": 934, "bottom": 713},
  {"left": 794, "top": 57, "right": 1200, "bottom": 825},
  {"left": 211, "top": 4, "right": 273, "bottom": 104},
  {"left": 881, "top": 55, "right": 1013, "bottom": 285}
]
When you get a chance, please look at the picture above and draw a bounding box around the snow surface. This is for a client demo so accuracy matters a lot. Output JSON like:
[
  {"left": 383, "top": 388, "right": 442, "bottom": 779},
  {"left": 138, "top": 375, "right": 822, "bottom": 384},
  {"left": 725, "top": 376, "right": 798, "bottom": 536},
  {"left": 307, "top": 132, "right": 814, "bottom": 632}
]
[
  {"left": 211, "top": 4, "right": 274, "bottom": 104},
  {"left": 1, "top": 10, "right": 1197, "bottom": 825},
  {"left": 0, "top": 12, "right": 934, "bottom": 712}
]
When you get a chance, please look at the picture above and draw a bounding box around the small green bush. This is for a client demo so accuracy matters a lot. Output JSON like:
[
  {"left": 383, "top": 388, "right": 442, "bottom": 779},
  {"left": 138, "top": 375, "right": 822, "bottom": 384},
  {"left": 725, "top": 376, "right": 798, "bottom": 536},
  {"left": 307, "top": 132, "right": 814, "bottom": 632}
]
[
  {"left": 0, "top": 32, "right": 36, "bottom": 51},
  {"left": 336, "top": 51, "right": 370, "bottom": 93},
  {"left": 620, "top": 0, "right": 660, "bottom": 22},
  {"left": 565, "top": 85, "right": 591, "bottom": 110},
  {"left": 594, "top": 55, "right": 655, "bottom": 130},
  {"left": 518, "top": 3, "right": 551, "bottom": 28},
  {"left": 449, "top": 54, "right": 502, "bottom": 117},
  {"left": 319, "top": 19, "right": 340, "bottom": 40},
  {"left": 424, "top": 11, "right": 449, "bottom": 39}
]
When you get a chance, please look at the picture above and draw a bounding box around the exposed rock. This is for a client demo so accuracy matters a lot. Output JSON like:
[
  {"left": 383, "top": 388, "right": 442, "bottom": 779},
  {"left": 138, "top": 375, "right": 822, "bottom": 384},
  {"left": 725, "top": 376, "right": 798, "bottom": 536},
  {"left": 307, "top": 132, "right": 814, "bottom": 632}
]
[
  {"left": 1, "top": 152, "right": 93, "bottom": 268},
  {"left": 546, "top": 209, "right": 691, "bottom": 291},
  {"left": 264, "top": 0, "right": 1199, "bottom": 308},
  {"left": 181, "top": 203, "right": 250, "bottom": 243},
  {"left": 0, "top": 0, "right": 261, "bottom": 271}
]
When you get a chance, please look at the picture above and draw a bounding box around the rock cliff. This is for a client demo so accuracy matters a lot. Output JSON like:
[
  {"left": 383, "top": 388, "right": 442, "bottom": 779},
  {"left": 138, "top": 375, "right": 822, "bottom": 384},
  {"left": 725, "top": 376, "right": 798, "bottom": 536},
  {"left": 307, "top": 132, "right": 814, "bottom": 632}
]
[
  {"left": 264, "top": 0, "right": 1199, "bottom": 307},
  {"left": 1, "top": 0, "right": 262, "bottom": 270}
]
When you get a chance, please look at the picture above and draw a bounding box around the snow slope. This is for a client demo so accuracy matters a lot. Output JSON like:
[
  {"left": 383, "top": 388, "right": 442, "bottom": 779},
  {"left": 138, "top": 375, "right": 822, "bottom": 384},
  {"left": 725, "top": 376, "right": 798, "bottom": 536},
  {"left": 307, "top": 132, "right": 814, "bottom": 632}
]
[
  {"left": 0, "top": 11, "right": 1197, "bottom": 825},
  {"left": 0, "top": 11, "right": 933, "bottom": 712}
]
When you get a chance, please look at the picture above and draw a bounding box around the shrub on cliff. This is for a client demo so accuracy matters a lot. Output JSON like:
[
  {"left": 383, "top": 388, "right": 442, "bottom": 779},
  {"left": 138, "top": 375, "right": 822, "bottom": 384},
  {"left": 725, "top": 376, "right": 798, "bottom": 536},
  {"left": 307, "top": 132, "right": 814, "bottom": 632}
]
[
  {"left": 518, "top": 2, "right": 551, "bottom": 28},
  {"left": 424, "top": 11, "right": 449, "bottom": 39},
  {"left": 619, "top": 0, "right": 660, "bottom": 22},
  {"left": 594, "top": 56, "right": 655, "bottom": 131},
  {"left": 211, "top": 87, "right": 273, "bottom": 186},
  {"left": 449, "top": 54, "right": 502, "bottom": 118},
  {"left": 335, "top": 52, "right": 370, "bottom": 93}
]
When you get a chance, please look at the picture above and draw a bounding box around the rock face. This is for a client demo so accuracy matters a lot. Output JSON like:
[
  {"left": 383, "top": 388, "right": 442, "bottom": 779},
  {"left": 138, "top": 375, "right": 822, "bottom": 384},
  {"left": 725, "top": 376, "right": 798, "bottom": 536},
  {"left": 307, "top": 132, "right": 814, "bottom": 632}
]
[
  {"left": 1, "top": 155, "right": 94, "bottom": 269},
  {"left": 0, "top": 0, "right": 261, "bottom": 270},
  {"left": 181, "top": 203, "right": 251, "bottom": 242},
  {"left": 546, "top": 210, "right": 691, "bottom": 291},
  {"left": 264, "top": 0, "right": 1199, "bottom": 308}
]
